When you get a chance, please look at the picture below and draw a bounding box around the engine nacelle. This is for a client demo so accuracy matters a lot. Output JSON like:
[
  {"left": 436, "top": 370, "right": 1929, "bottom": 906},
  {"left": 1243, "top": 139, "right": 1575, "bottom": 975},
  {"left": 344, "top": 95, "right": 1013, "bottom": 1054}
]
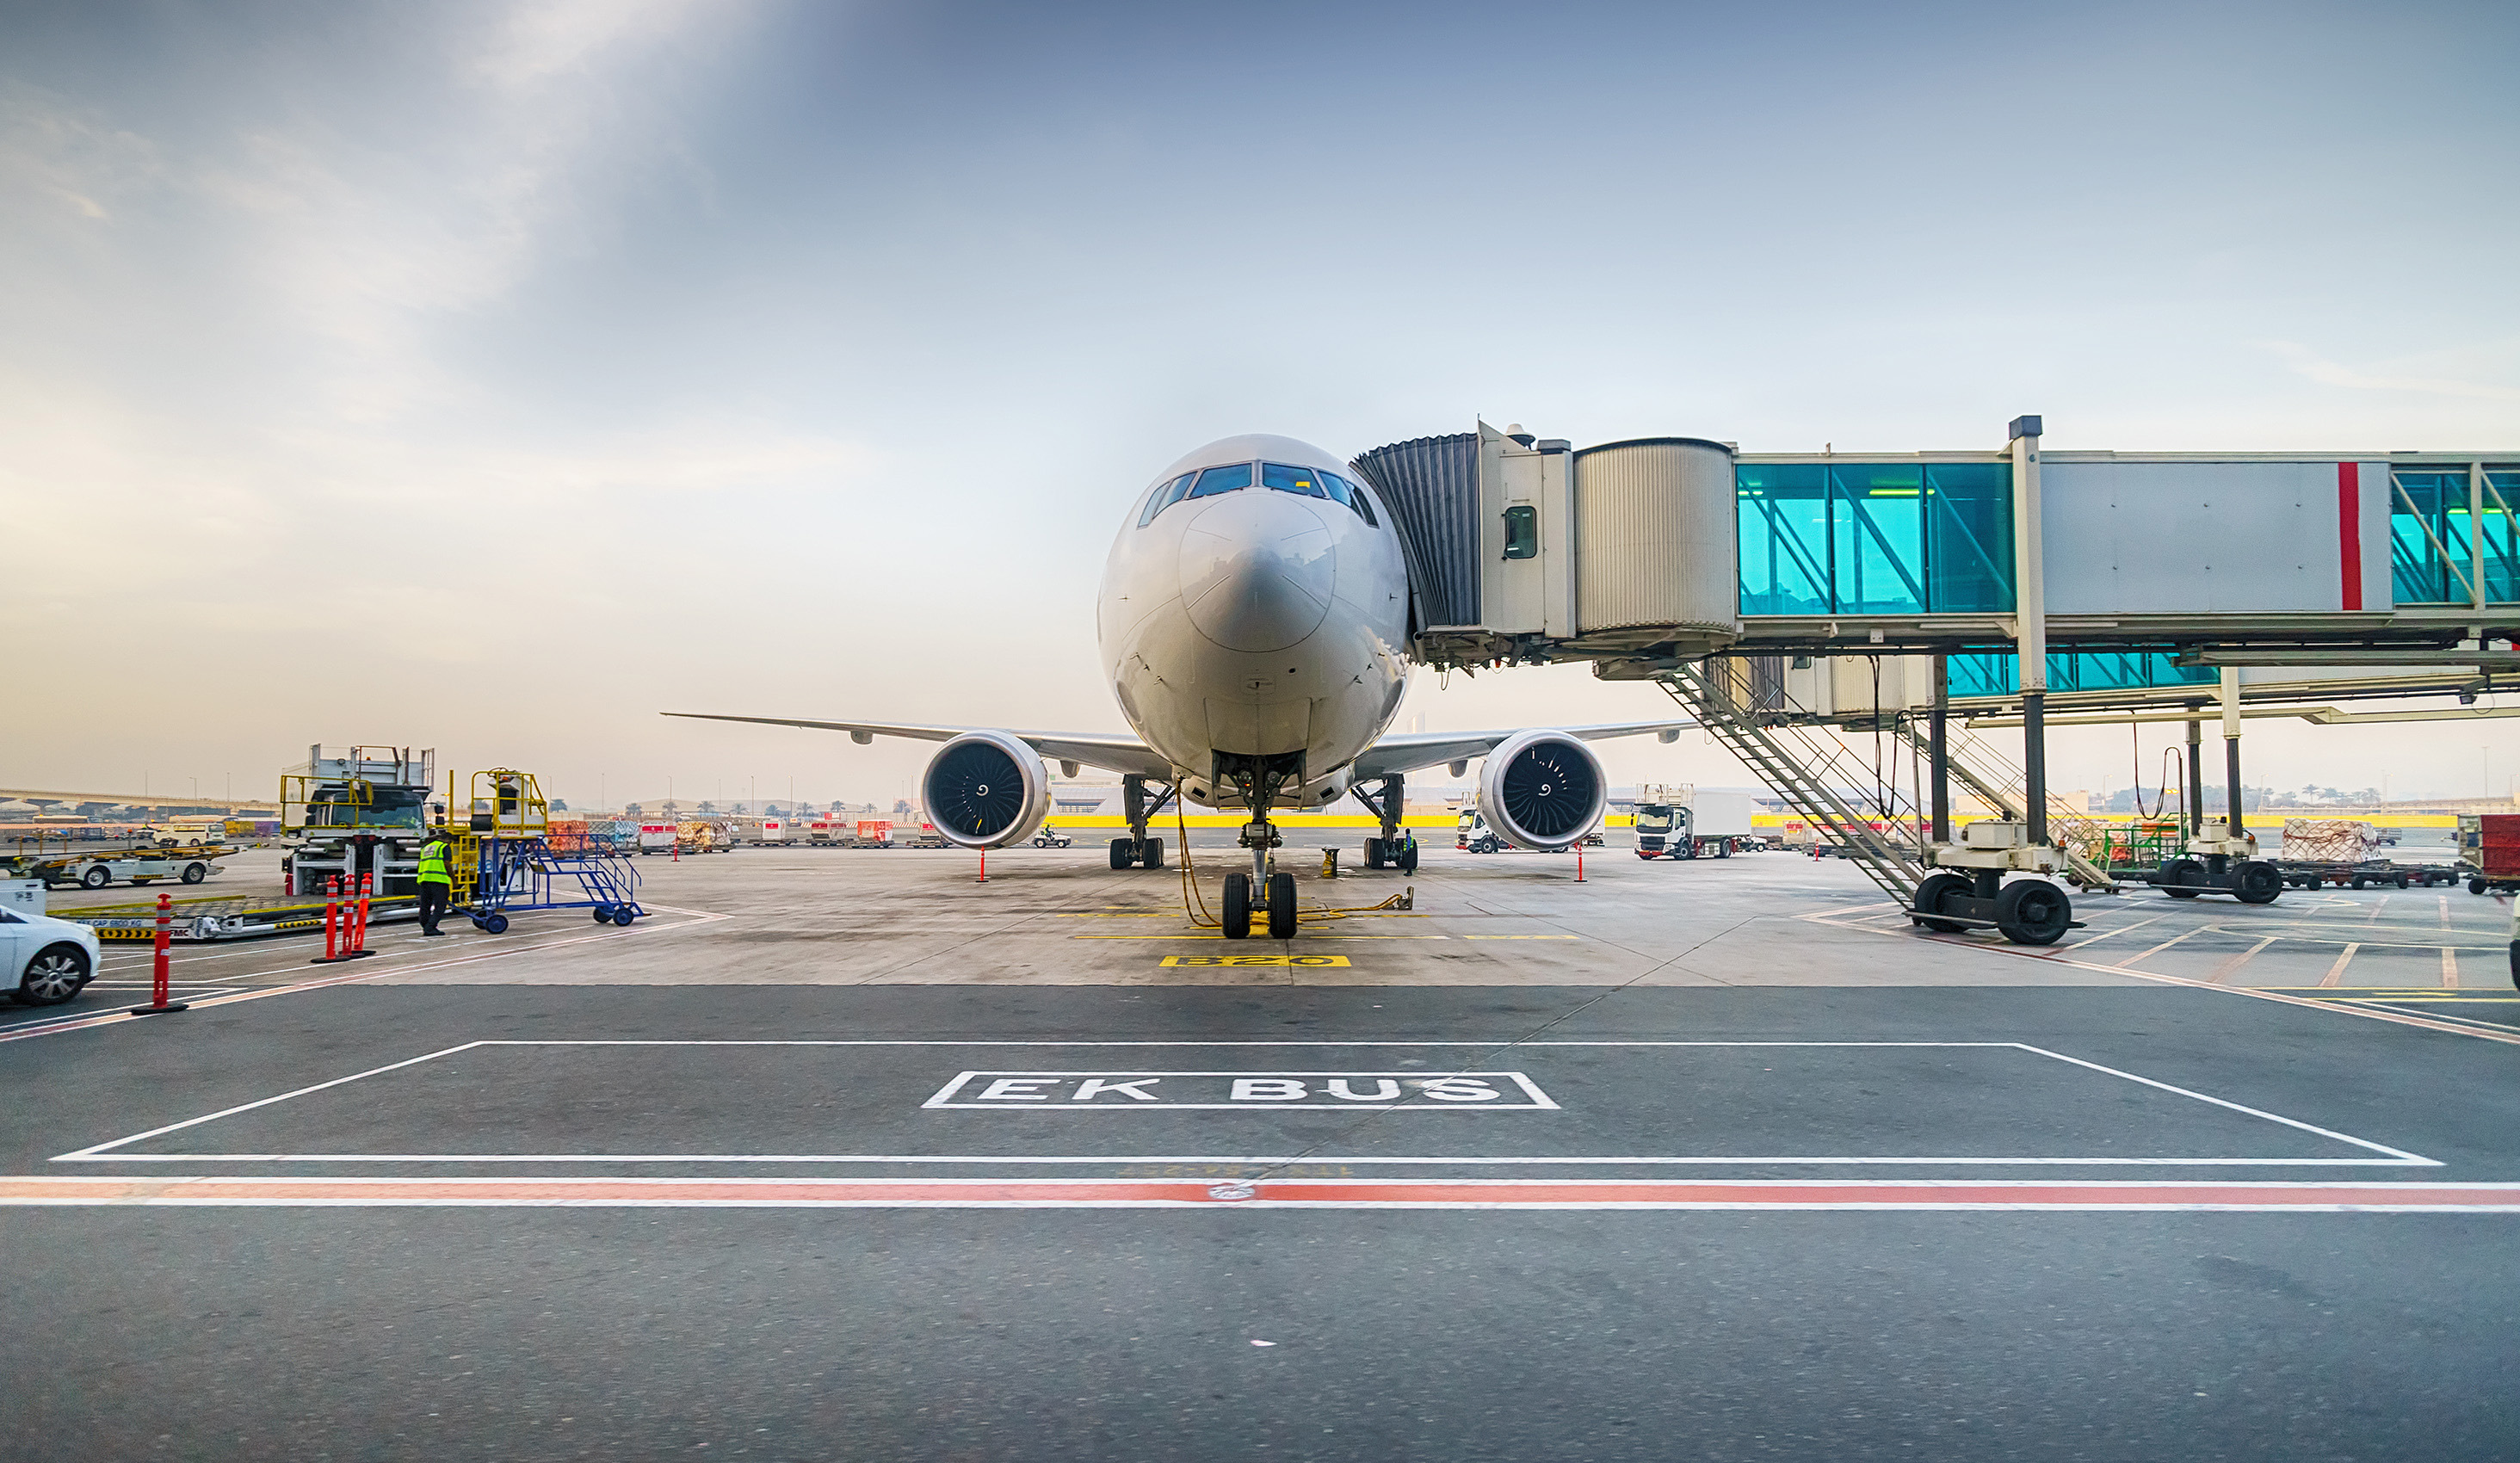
[
  {"left": 1475, "top": 730, "right": 1608, "bottom": 851},
  {"left": 920, "top": 732, "right": 1051, "bottom": 849}
]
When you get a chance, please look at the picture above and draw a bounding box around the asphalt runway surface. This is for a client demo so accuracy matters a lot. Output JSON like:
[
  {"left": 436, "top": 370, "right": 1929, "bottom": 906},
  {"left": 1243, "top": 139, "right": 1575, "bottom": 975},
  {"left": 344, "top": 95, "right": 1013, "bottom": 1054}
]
[{"left": 6, "top": 848, "right": 2517, "bottom": 1460}]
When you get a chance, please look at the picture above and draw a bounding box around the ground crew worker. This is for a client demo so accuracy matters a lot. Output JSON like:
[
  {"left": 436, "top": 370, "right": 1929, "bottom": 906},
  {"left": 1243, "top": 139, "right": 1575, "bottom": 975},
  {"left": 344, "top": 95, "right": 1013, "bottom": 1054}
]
[{"left": 417, "top": 832, "right": 454, "bottom": 936}]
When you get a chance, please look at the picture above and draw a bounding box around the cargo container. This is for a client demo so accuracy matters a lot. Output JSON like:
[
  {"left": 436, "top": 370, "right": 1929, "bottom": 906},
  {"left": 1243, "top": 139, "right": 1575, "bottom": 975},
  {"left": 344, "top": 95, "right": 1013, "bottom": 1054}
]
[{"left": 2460, "top": 813, "right": 2520, "bottom": 894}]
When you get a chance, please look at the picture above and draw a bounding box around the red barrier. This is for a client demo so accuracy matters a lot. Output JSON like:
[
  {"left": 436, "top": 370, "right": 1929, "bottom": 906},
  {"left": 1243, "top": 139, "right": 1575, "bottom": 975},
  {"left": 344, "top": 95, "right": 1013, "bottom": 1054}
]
[
  {"left": 309, "top": 872, "right": 371, "bottom": 963},
  {"left": 127, "top": 891, "right": 188, "bottom": 1015},
  {"left": 1575, "top": 843, "right": 1586, "bottom": 883}
]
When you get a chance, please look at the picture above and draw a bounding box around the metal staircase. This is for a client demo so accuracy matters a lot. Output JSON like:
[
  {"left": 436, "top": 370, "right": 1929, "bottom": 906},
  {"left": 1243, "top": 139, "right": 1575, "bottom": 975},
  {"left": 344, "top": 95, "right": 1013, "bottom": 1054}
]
[
  {"left": 1656, "top": 661, "right": 1924, "bottom": 903},
  {"left": 1890, "top": 722, "right": 2118, "bottom": 891}
]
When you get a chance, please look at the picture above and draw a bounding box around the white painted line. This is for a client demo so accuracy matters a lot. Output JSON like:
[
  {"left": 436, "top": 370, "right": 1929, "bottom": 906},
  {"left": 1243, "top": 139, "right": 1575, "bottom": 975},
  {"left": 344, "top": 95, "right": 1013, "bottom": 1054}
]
[
  {"left": 55, "top": 1042, "right": 490, "bottom": 1159},
  {"left": 2004, "top": 1045, "right": 2436, "bottom": 1164},
  {"left": 2320, "top": 943, "right": 2360, "bottom": 988},
  {"left": 2443, "top": 946, "right": 2459, "bottom": 989},
  {"left": 919, "top": 1070, "right": 1559, "bottom": 1111},
  {"left": 55, "top": 1153, "right": 2439, "bottom": 1168},
  {"left": 54, "top": 1040, "right": 2431, "bottom": 1170},
  {"left": 0, "top": 906, "right": 732, "bottom": 1046},
  {"left": 1800, "top": 908, "right": 2520, "bottom": 1046}
]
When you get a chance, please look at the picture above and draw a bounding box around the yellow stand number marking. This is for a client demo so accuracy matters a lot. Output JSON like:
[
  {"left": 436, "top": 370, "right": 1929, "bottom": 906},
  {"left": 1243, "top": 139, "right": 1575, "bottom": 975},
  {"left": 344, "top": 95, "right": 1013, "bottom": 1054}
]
[{"left": 1160, "top": 954, "right": 1352, "bottom": 968}]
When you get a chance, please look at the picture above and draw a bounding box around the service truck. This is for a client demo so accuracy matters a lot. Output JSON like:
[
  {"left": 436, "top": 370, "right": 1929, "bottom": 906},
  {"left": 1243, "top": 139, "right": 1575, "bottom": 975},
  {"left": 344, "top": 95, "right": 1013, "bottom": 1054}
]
[{"left": 1633, "top": 786, "right": 1757, "bottom": 860}]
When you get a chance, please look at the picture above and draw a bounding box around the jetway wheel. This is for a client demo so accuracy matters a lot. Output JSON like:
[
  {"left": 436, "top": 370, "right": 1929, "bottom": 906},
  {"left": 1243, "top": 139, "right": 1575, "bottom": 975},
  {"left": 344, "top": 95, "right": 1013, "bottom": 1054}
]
[
  {"left": 2234, "top": 861, "right": 2283, "bottom": 905},
  {"left": 1266, "top": 872, "right": 1297, "bottom": 940},
  {"left": 1221, "top": 873, "right": 1251, "bottom": 939},
  {"left": 2160, "top": 859, "right": 2205, "bottom": 898},
  {"left": 1994, "top": 880, "right": 2071, "bottom": 946},
  {"left": 1912, "top": 873, "right": 1973, "bottom": 935}
]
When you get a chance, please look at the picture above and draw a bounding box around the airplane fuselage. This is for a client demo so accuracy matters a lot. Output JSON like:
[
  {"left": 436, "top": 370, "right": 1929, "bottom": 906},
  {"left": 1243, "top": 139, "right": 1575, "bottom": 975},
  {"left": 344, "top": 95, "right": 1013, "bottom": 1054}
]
[{"left": 1096, "top": 434, "right": 1412, "bottom": 811}]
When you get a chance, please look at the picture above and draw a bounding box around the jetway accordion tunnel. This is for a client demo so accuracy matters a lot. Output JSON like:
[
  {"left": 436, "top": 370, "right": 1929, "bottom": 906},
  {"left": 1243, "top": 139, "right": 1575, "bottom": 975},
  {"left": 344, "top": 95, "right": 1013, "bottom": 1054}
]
[{"left": 1350, "top": 420, "right": 2518, "bottom": 689}]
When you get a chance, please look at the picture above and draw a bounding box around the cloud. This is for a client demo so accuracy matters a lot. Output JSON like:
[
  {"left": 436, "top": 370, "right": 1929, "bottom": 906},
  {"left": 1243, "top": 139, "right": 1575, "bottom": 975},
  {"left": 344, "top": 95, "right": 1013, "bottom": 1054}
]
[
  {"left": 2266, "top": 340, "right": 2520, "bottom": 404},
  {"left": 0, "top": 83, "right": 162, "bottom": 223}
]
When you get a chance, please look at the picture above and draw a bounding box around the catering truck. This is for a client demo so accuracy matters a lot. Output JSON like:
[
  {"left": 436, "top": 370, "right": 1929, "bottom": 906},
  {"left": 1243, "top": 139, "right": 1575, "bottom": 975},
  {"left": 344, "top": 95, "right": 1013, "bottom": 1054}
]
[{"left": 1632, "top": 786, "right": 1756, "bottom": 860}]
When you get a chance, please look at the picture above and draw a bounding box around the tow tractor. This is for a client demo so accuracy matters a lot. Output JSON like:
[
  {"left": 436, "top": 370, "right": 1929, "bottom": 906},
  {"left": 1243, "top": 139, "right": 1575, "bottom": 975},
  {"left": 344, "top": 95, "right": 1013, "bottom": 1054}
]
[{"left": 4, "top": 839, "right": 227, "bottom": 892}]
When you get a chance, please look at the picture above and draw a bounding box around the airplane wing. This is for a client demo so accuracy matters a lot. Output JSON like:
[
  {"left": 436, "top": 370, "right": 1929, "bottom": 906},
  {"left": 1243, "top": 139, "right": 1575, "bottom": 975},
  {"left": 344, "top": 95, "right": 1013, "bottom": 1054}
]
[
  {"left": 660, "top": 713, "right": 1176, "bottom": 781},
  {"left": 1352, "top": 719, "right": 1697, "bottom": 780}
]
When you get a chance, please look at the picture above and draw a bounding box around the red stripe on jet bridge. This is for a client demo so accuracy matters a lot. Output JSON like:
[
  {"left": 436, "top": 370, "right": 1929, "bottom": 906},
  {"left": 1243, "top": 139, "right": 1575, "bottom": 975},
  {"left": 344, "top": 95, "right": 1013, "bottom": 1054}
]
[
  {"left": 6, "top": 1178, "right": 2518, "bottom": 1210},
  {"left": 2338, "top": 462, "right": 2363, "bottom": 610}
]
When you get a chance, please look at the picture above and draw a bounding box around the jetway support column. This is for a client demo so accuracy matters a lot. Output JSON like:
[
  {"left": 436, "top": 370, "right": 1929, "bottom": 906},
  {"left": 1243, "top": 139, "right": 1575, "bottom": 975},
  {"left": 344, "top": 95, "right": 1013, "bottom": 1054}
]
[
  {"left": 2220, "top": 667, "right": 2245, "bottom": 838},
  {"left": 2010, "top": 417, "right": 2048, "bottom": 848},
  {"left": 1929, "top": 653, "right": 1951, "bottom": 843},
  {"left": 2183, "top": 715, "right": 2204, "bottom": 837}
]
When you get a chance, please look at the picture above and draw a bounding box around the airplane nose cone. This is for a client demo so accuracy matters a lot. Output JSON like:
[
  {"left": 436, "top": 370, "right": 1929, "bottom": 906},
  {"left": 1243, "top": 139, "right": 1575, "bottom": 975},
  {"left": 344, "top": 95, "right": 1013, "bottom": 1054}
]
[{"left": 1178, "top": 492, "right": 1336, "bottom": 653}]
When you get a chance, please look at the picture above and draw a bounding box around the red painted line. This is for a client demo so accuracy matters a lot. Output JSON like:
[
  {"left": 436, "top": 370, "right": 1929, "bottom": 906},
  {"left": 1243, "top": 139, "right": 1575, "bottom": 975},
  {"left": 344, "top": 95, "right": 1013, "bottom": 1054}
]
[
  {"left": 5, "top": 1177, "right": 2517, "bottom": 1210},
  {"left": 2338, "top": 461, "right": 2363, "bottom": 610}
]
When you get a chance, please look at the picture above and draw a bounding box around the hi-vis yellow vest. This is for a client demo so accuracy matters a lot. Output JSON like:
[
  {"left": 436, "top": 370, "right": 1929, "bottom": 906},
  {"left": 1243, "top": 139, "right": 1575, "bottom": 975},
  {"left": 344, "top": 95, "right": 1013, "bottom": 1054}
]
[{"left": 417, "top": 841, "right": 453, "bottom": 885}]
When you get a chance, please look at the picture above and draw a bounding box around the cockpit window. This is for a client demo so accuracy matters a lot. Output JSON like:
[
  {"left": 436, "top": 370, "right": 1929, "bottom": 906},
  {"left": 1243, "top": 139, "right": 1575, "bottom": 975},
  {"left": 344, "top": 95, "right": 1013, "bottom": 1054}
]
[
  {"left": 1186, "top": 462, "right": 1254, "bottom": 499},
  {"left": 1138, "top": 472, "right": 1195, "bottom": 527},
  {"left": 1325, "top": 471, "right": 1380, "bottom": 528},
  {"left": 1262, "top": 462, "right": 1329, "bottom": 499}
]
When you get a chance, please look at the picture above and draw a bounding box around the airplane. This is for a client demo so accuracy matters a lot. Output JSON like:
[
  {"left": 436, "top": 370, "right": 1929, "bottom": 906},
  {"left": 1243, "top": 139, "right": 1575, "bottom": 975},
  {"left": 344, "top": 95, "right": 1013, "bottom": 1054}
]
[{"left": 669, "top": 433, "right": 1692, "bottom": 939}]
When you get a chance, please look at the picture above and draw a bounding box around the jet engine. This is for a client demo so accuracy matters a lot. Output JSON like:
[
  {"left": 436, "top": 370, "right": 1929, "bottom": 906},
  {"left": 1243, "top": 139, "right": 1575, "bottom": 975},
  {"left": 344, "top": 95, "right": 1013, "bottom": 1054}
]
[
  {"left": 920, "top": 732, "right": 1051, "bottom": 849},
  {"left": 1474, "top": 730, "right": 1608, "bottom": 851}
]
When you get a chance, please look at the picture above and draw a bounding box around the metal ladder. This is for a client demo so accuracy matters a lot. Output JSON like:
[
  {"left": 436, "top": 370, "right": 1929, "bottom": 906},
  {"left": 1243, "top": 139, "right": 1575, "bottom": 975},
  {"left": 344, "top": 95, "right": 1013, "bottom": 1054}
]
[
  {"left": 1889, "top": 721, "right": 2118, "bottom": 891},
  {"left": 1656, "top": 661, "right": 1924, "bottom": 903}
]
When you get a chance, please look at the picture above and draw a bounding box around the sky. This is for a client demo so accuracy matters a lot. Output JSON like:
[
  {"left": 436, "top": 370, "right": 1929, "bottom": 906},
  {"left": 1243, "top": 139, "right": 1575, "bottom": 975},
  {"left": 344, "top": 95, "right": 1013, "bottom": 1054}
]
[{"left": 3, "top": 0, "right": 2517, "bottom": 812}]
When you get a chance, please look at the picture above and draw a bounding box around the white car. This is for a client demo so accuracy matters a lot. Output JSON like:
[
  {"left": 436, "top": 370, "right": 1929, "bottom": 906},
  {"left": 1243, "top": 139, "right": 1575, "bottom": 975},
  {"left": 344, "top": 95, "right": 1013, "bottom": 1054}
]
[{"left": 0, "top": 906, "right": 99, "bottom": 1006}]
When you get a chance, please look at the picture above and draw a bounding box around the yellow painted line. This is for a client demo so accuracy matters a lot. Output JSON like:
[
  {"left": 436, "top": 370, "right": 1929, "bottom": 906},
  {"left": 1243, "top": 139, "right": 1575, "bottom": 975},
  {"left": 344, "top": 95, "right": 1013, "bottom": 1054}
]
[
  {"left": 2208, "top": 936, "right": 2278, "bottom": 984},
  {"left": 1462, "top": 935, "right": 1581, "bottom": 941},
  {"left": 1160, "top": 954, "right": 1352, "bottom": 967},
  {"left": 1053, "top": 912, "right": 1172, "bottom": 917},
  {"left": 2337, "top": 997, "right": 2520, "bottom": 1004}
]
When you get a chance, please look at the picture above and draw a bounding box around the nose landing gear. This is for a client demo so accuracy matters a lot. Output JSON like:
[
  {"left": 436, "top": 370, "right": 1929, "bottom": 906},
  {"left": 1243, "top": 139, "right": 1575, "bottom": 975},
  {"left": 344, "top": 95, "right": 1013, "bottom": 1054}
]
[{"left": 1218, "top": 762, "right": 1299, "bottom": 940}]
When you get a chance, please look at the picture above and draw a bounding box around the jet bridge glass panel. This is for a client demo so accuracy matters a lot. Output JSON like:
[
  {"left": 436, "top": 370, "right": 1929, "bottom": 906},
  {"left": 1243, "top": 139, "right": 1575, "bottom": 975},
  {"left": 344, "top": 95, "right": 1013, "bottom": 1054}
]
[
  {"left": 2390, "top": 468, "right": 2520, "bottom": 606},
  {"left": 1736, "top": 461, "right": 2014, "bottom": 615},
  {"left": 1949, "top": 651, "right": 2215, "bottom": 699}
]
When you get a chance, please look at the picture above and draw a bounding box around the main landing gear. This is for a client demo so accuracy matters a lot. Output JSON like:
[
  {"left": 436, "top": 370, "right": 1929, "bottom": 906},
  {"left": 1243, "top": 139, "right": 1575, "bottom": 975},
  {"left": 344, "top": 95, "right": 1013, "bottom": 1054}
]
[
  {"left": 1355, "top": 775, "right": 1418, "bottom": 873},
  {"left": 1109, "top": 836, "right": 1165, "bottom": 870},
  {"left": 1109, "top": 775, "right": 1171, "bottom": 870}
]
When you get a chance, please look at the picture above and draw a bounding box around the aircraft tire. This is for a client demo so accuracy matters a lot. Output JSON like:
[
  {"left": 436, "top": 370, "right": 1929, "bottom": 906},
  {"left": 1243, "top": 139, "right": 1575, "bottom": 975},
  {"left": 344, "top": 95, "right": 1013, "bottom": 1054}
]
[
  {"left": 1140, "top": 837, "right": 1164, "bottom": 869},
  {"left": 1109, "top": 838, "right": 1133, "bottom": 871},
  {"left": 1221, "top": 873, "right": 1251, "bottom": 939},
  {"left": 1364, "top": 838, "right": 1384, "bottom": 869},
  {"left": 1266, "top": 872, "right": 1297, "bottom": 940}
]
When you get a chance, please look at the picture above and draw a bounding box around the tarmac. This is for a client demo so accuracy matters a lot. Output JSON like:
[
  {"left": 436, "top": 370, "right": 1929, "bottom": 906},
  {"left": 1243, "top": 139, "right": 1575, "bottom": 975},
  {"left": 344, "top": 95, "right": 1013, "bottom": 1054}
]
[{"left": 6, "top": 842, "right": 2517, "bottom": 1460}]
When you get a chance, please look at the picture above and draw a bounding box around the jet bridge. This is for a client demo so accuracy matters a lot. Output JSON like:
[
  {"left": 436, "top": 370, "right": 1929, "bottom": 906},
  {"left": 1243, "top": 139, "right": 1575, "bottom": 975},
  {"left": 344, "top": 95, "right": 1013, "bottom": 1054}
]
[{"left": 1353, "top": 419, "right": 2519, "bottom": 928}]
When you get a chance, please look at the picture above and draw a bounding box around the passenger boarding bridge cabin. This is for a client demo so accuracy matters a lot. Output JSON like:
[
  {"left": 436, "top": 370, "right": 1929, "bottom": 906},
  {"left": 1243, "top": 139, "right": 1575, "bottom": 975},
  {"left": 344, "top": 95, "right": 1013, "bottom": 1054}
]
[{"left": 1351, "top": 421, "right": 2518, "bottom": 718}]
